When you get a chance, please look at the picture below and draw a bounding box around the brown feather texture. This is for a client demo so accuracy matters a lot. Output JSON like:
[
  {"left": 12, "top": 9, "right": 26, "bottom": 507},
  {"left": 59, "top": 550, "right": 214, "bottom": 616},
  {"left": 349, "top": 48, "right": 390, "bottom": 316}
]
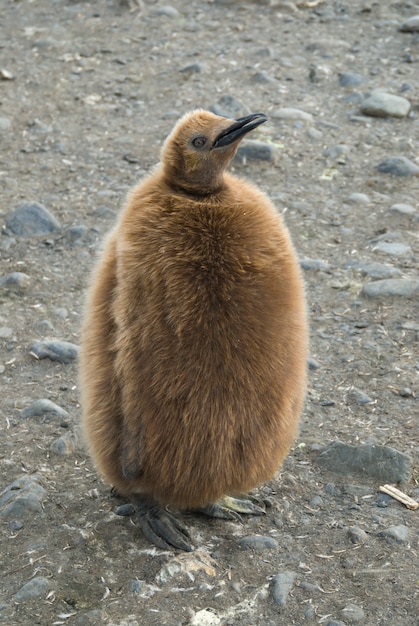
[{"left": 80, "top": 109, "right": 309, "bottom": 511}]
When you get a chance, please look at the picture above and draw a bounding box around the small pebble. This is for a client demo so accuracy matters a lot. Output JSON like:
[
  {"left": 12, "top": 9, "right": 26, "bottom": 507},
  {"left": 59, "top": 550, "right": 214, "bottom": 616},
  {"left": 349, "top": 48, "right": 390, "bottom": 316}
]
[
  {"left": 308, "top": 357, "right": 320, "bottom": 370},
  {"left": 373, "top": 241, "right": 412, "bottom": 256},
  {"left": 361, "top": 279, "right": 419, "bottom": 299},
  {"left": 339, "top": 72, "right": 368, "bottom": 87},
  {"left": 399, "top": 387, "right": 413, "bottom": 397},
  {"left": 128, "top": 579, "right": 144, "bottom": 594},
  {"left": 389, "top": 203, "right": 416, "bottom": 216},
  {"left": 0, "top": 272, "right": 30, "bottom": 292},
  {"left": 5, "top": 202, "right": 61, "bottom": 237},
  {"left": 154, "top": 5, "right": 179, "bottom": 18},
  {"left": 272, "top": 107, "right": 313, "bottom": 122},
  {"left": 378, "top": 524, "right": 410, "bottom": 544},
  {"left": 300, "top": 258, "right": 332, "bottom": 271},
  {"left": 14, "top": 576, "right": 54, "bottom": 602},
  {"left": 376, "top": 156, "right": 419, "bottom": 177},
  {"left": 210, "top": 96, "right": 250, "bottom": 119},
  {"left": 349, "top": 389, "right": 373, "bottom": 405},
  {"left": 347, "top": 526, "right": 368, "bottom": 544},
  {"left": 348, "top": 193, "right": 370, "bottom": 205},
  {"left": 345, "top": 260, "right": 402, "bottom": 279},
  {"left": 399, "top": 15, "right": 419, "bottom": 32},
  {"left": 235, "top": 140, "right": 278, "bottom": 163},
  {"left": 252, "top": 70, "right": 275, "bottom": 83},
  {"left": 270, "top": 571, "right": 297, "bottom": 606},
  {"left": 30, "top": 340, "right": 79, "bottom": 363},
  {"left": 0, "top": 116, "right": 11, "bottom": 129},
  {"left": 316, "top": 441, "right": 412, "bottom": 483},
  {"left": 361, "top": 92, "right": 410, "bottom": 118},
  {"left": 341, "top": 603, "right": 365, "bottom": 623},
  {"left": 237, "top": 534, "right": 278, "bottom": 550},
  {"left": 180, "top": 62, "right": 203, "bottom": 74},
  {"left": 323, "top": 143, "right": 350, "bottom": 165},
  {"left": 50, "top": 432, "right": 79, "bottom": 455},
  {"left": 20, "top": 398, "right": 69, "bottom": 420}
]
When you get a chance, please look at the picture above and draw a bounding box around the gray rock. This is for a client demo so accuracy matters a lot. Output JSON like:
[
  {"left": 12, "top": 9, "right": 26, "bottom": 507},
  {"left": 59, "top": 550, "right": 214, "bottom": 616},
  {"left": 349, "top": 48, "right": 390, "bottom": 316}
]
[
  {"left": 361, "top": 279, "right": 419, "bottom": 299},
  {"left": 72, "top": 611, "right": 105, "bottom": 626},
  {"left": 324, "top": 144, "right": 350, "bottom": 163},
  {"left": 20, "top": 398, "right": 69, "bottom": 420},
  {"left": 376, "top": 157, "right": 419, "bottom": 177},
  {"left": 308, "top": 357, "right": 320, "bottom": 370},
  {"left": 14, "top": 576, "right": 54, "bottom": 602},
  {"left": 253, "top": 70, "right": 275, "bottom": 83},
  {"left": 389, "top": 203, "right": 416, "bottom": 216},
  {"left": 272, "top": 107, "right": 313, "bottom": 122},
  {"left": 154, "top": 5, "right": 179, "bottom": 18},
  {"left": 1, "top": 494, "right": 43, "bottom": 519},
  {"left": 378, "top": 524, "right": 410, "bottom": 544},
  {"left": 326, "top": 622, "right": 346, "bottom": 626},
  {"left": 347, "top": 526, "right": 368, "bottom": 544},
  {"left": 339, "top": 72, "right": 368, "bottom": 87},
  {"left": 399, "top": 387, "right": 413, "bottom": 397},
  {"left": 0, "top": 475, "right": 46, "bottom": 508},
  {"left": 349, "top": 389, "right": 373, "bottom": 405},
  {"left": 0, "top": 116, "right": 11, "bottom": 129},
  {"left": 348, "top": 193, "right": 370, "bottom": 205},
  {"left": 0, "top": 272, "right": 30, "bottom": 292},
  {"left": 341, "top": 603, "right": 365, "bottom": 623},
  {"left": 361, "top": 93, "right": 411, "bottom": 118},
  {"left": 30, "top": 340, "right": 79, "bottom": 363},
  {"left": 5, "top": 202, "right": 61, "bottom": 237},
  {"left": 345, "top": 260, "right": 402, "bottom": 279},
  {"left": 209, "top": 96, "right": 250, "bottom": 119},
  {"left": 300, "top": 258, "right": 332, "bottom": 271},
  {"left": 128, "top": 579, "right": 144, "bottom": 594},
  {"left": 315, "top": 441, "right": 412, "bottom": 483},
  {"left": 372, "top": 241, "right": 412, "bottom": 256},
  {"left": 399, "top": 15, "right": 419, "bottom": 32},
  {"left": 50, "top": 431, "right": 79, "bottom": 455},
  {"left": 235, "top": 140, "right": 278, "bottom": 163},
  {"left": 270, "top": 571, "right": 297, "bottom": 606},
  {"left": 180, "top": 62, "right": 203, "bottom": 74},
  {"left": 238, "top": 534, "right": 278, "bottom": 550}
]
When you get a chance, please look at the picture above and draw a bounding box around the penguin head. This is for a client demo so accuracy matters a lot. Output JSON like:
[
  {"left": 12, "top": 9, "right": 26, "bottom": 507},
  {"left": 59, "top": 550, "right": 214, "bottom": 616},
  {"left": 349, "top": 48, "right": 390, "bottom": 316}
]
[{"left": 161, "top": 109, "right": 267, "bottom": 195}]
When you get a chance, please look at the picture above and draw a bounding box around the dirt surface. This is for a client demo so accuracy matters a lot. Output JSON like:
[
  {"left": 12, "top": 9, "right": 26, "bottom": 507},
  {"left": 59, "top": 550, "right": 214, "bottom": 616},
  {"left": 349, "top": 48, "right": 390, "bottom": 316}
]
[{"left": 1, "top": 1, "right": 418, "bottom": 625}]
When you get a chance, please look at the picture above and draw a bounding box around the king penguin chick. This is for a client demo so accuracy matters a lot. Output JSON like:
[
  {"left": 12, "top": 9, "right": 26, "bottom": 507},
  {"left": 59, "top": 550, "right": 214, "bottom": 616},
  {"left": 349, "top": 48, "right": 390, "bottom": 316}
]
[{"left": 80, "top": 109, "right": 308, "bottom": 551}]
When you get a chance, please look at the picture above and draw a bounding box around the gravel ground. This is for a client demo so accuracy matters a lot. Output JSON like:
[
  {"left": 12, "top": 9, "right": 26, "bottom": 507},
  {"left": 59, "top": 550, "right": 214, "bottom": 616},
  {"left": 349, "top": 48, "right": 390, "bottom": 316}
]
[{"left": 0, "top": 1, "right": 418, "bottom": 625}]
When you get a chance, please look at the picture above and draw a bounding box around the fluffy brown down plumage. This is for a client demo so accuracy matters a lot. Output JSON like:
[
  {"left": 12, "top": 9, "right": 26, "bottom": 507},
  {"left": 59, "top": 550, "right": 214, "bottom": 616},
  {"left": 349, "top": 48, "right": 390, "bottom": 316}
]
[{"left": 80, "top": 109, "right": 308, "bottom": 511}]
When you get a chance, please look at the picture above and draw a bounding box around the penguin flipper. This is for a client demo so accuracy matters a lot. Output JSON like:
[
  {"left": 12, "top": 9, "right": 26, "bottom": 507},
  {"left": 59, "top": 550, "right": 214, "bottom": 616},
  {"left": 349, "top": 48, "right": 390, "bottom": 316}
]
[
  {"left": 134, "top": 495, "right": 193, "bottom": 552},
  {"left": 195, "top": 495, "right": 265, "bottom": 520}
]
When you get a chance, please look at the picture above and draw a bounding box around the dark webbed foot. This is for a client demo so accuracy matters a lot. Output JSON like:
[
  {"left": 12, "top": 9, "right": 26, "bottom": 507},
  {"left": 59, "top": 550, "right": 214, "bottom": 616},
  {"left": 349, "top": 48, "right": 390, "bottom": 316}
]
[
  {"left": 195, "top": 495, "right": 265, "bottom": 520},
  {"left": 134, "top": 496, "right": 193, "bottom": 552}
]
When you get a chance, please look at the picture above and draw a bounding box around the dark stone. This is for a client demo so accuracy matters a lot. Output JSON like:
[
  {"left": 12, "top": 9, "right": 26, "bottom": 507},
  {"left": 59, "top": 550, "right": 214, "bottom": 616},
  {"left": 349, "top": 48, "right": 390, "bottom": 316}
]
[
  {"left": 270, "top": 571, "right": 297, "bottom": 606},
  {"left": 30, "top": 340, "right": 79, "bottom": 363},
  {"left": 315, "top": 441, "right": 412, "bottom": 483},
  {"left": 339, "top": 72, "right": 368, "bottom": 87},
  {"left": 209, "top": 95, "right": 250, "bottom": 119},
  {"left": 376, "top": 156, "right": 419, "bottom": 177},
  {"left": 238, "top": 534, "right": 278, "bottom": 550},
  {"left": 235, "top": 140, "right": 277, "bottom": 163}
]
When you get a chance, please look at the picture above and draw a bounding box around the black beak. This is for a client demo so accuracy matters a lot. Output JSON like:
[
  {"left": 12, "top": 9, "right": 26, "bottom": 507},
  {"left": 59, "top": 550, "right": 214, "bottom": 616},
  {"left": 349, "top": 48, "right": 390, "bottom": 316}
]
[{"left": 213, "top": 112, "right": 268, "bottom": 148}]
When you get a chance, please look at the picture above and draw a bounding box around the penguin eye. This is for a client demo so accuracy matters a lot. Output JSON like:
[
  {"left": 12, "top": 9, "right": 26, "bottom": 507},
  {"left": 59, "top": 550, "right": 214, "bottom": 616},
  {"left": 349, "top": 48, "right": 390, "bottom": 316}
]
[{"left": 192, "top": 136, "right": 207, "bottom": 149}]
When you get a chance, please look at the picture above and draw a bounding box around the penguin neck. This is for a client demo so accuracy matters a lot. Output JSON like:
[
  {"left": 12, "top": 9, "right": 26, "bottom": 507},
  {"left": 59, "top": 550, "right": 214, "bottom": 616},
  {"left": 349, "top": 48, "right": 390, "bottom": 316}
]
[{"left": 161, "top": 164, "right": 227, "bottom": 198}]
